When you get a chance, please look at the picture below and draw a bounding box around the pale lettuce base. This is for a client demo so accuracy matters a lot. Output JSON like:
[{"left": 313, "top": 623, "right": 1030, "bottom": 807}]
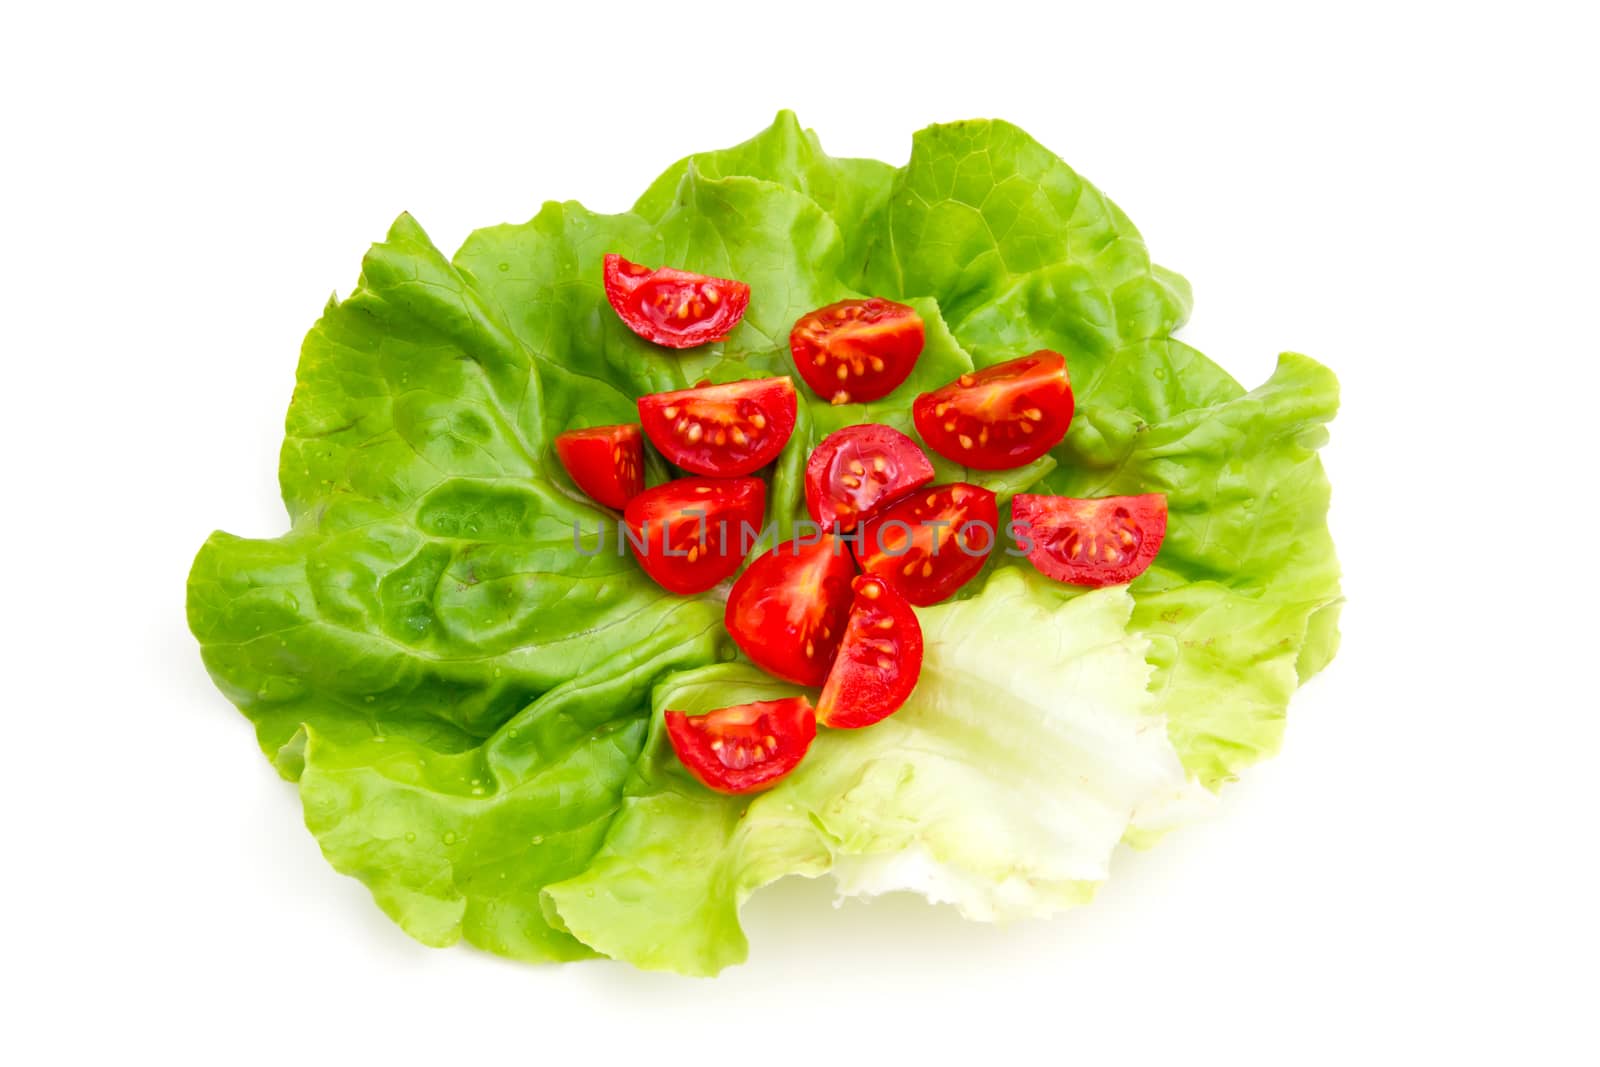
[{"left": 543, "top": 573, "right": 1215, "bottom": 973}]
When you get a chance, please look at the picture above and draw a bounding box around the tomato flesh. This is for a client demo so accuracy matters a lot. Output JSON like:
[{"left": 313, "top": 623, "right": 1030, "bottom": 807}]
[
  {"left": 725, "top": 534, "right": 857, "bottom": 687},
  {"left": 603, "top": 254, "right": 750, "bottom": 349},
  {"left": 665, "top": 697, "right": 817, "bottom": 794},
  {"left": 912, "top": 351, "right": 1074, "bottom": 470},
  {"left": 790, "top": 298, "right": 925, "bottom": 404},
  {"left": 554, "top": 424, "right": 644, "bottom": 509},
  {"left": 817, "top": 575, "right": 923, "bottom": 729},
  {"left": 804, "top": 424, "right": 934, "bottom": 532},
  {"left": 638, "top": 377, "right": 797, "bottom": 477},
  {"left": 623, "top": 477, "right": 766, "bottom": 595},
  {"left": 853, "top": 483, "right": 998, "bottom": 606},
  {"left": 1011, "top": 493, "right": 1168, "bottom": 587}
]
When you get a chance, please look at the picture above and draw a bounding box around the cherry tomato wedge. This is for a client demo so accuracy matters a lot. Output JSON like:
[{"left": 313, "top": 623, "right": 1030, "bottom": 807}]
[
  {"left": 912, "top": 351, "right": 1074, "bottom": 470},
  {"left": 665, "top": 697, "right": 817, "bottom": 795},
  {"left": 725, "top": 534, "right": 857, "bottom": 687},
  {"left": 804, "top": 423, "right": 935, "bottom": 532},
  {"left": 790, "top": 298, "right": 925, "bottom": 405},
  {"left": 1011, "top": 493, "right": 1168, "bottom": 587},
  {"left": 638, "top": 377, "right": 797, "bottom": 477},
  {"left": 554, "top": 424, "right": 644, "bottom": 509},
  {"left": 603, "top": 254, "right": 750, "bottom": 349},
  {"left": 817, "top": 575, "right": 923, "bottom": 729},
  {"left": 853, "top": 483, "right": 998, "bottom": 606},
  {"left": 623, "top": 477, "right": 766, "bottom": 595}
]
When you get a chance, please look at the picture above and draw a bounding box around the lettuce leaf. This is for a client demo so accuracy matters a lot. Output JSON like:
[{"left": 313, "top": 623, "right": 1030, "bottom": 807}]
[
  {"left": 187, "top": 111, "right": 1339, "bottom": 974},
  {"left": 543, "top": 570, "right": 1209, "bottom": 975}
]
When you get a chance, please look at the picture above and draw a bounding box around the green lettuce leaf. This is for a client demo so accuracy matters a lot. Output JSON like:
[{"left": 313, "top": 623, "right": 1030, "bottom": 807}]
[
  {"left": 632, "top": 109, "right": 896, "bottom": 283},
  {"left": 862, "top": 118, "right": 1193, "bottom": 347},
  {"left": 187, "top": 112, "right": 1339, "bottom": 975},
  {"left": 850, "top": 118, "right": 1341, "bottom": 781}
]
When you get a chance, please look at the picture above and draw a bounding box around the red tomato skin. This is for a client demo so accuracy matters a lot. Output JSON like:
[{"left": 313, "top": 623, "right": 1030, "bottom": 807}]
[
  {"left": 852, "top": 483, "right": 999, "bottom": 606},
  {"left": 554, "top": 424, "right": 644, "bottom": 509},
  {"left": 665, "top": 697, "right": 817, "bottom": 794},
  {"left": 912, "top": 351, "right": 1074, "bottom": 470},
  {"left": 623, "top": 477, "right": 767, "bottom": 595},
  {"left": 804, "top": 424, "right": 935, "bottom": 532},
  {"left": 724, "top": 534, "right": 858, "bottom": 687},
  {"left": 817, "top": 575, "right": 924, "bottom": 729},
  {"left": 1011, "top": 493, "right": 1168, "bottom": 587},
  {"left": 637, "top": 377, "right": 798, "bottom": 477},
  {"left": 603, "top": 253, "right": 751, "bottom": 349},
  {"left": 789, "top": 298, "right": 925, "bottom": 404}
]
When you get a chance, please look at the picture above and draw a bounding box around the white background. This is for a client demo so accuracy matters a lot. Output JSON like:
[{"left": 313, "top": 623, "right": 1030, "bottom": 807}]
[{"left": 4, "top": 2, "right": 1596, "bottom": 1063}]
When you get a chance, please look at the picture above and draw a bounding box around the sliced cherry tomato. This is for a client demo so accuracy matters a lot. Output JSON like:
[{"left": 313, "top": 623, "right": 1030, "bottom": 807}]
[
  {"left": 725, "top": 534, "right": 857, "bottom": 687},
  {"left": 1011, "top": 493, "right": 1168, "bottom": 587},
  {"left": 603, "top": 253, "right": 750, "bottom": 349},
  {"left": 790, "top": 298, "right": 925, "bottom": 404},
  {"left": 554, "top": 423, "right": 644, "bottom": 509},
  {"left": 852, "top": 483, "right": 998, "bottom": 606},
  {"left": 817, "top": 575, "right": 923, "bottom": 729},
  {"left": 665, "top": 697, "right": 817, "bottom": 794},
  {"left": 623, "top": 477, "right": 766, "bottom": 595},
  {"left": 912, "top": 351, "right": 1074, "bottom": 470},
  {"left": 804, "top": 423, "right": 935, "bottom": 532},
  {"left": 637, "top": 377, "right": 797, "bottom": 477}
]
